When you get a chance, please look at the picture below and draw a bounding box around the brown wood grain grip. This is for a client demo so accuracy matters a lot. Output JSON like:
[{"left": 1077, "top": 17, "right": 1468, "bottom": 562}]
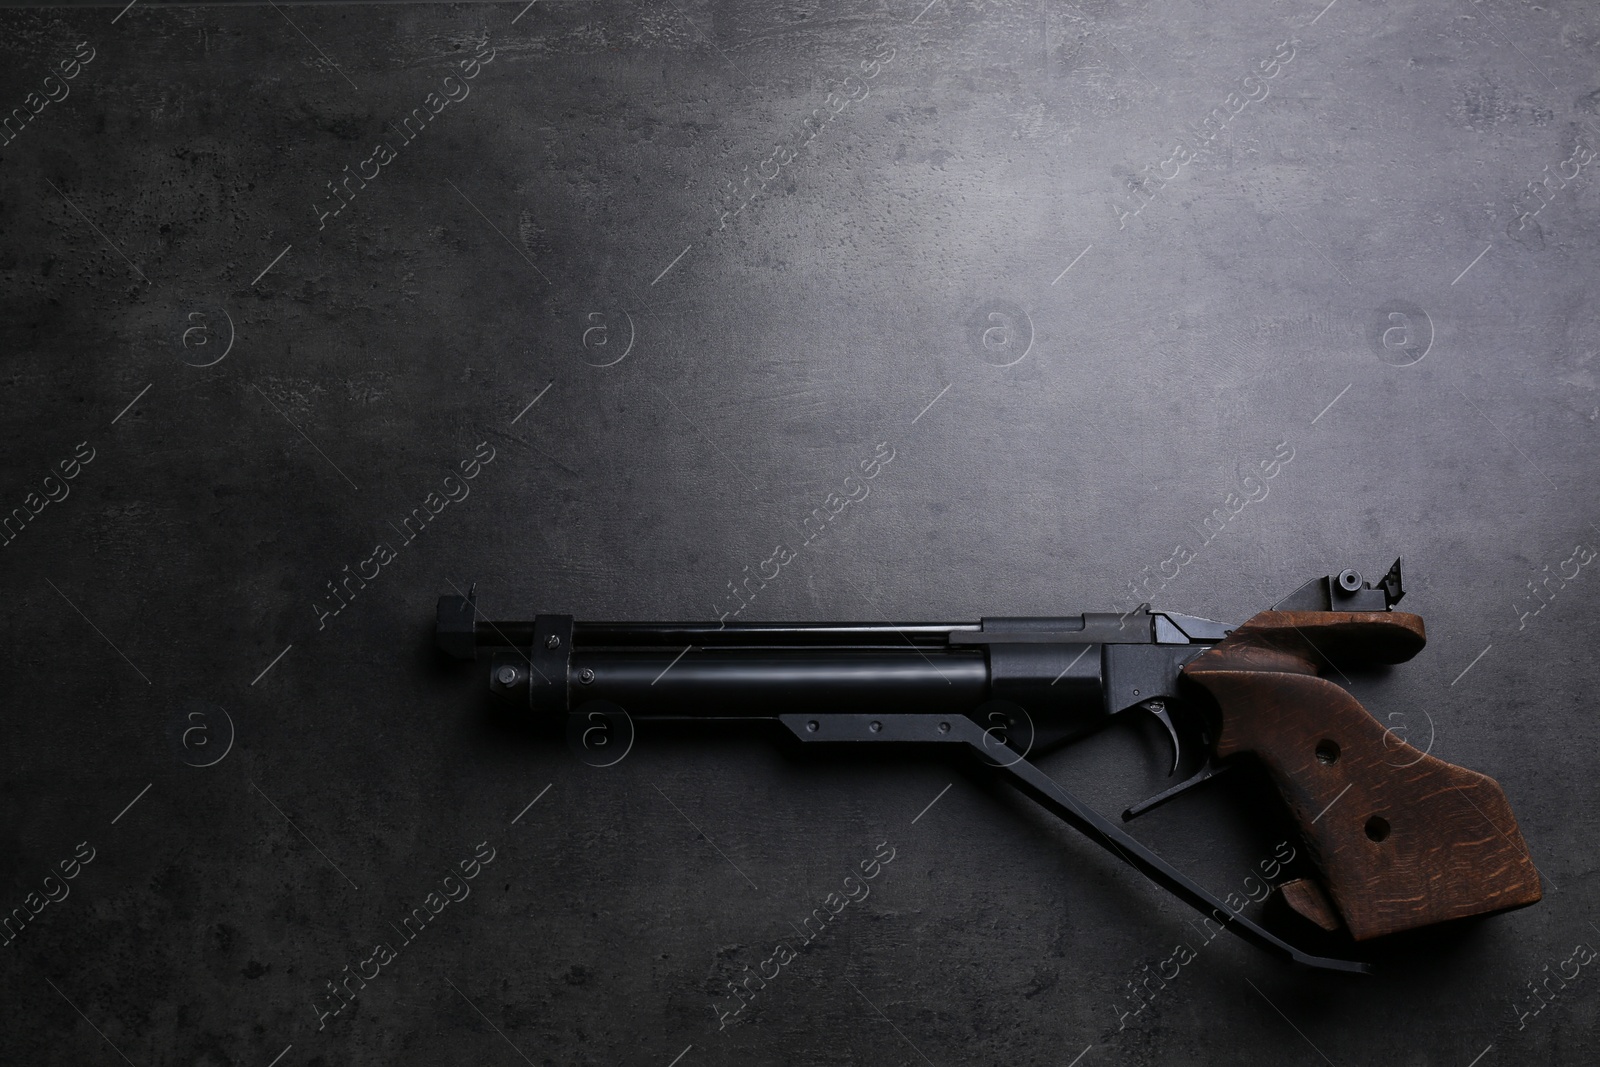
[{"left": 1183, "top": 610, "right": 1542, "bottom": 941}]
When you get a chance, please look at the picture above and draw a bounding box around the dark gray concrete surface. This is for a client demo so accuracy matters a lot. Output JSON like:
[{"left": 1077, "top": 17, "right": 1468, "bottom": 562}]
[{"left": 2, "top": 0, "right": 1598, "bottom": 1063}]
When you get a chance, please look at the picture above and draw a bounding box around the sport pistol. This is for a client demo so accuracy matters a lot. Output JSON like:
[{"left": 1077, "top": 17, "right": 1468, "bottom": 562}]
[{"left": 437, "top": 560, "right": 1542, "bottom": 972}]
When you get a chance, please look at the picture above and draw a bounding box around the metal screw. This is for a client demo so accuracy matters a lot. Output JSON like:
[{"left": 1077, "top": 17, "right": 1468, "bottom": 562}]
[
  {"left": 495, "top": 666, "right": 519, "bottom": 686},
  {"left": 546, "top": 635, "right": 561, "bottom": 649},
  {"left": 579, "top": 667, "right": 595, "bottom": 684}
]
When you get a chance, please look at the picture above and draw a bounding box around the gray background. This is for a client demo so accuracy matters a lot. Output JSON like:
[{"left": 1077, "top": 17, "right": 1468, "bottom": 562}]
[{"left": 2, "top": 0, "right": 1597, "bottom": 1064}]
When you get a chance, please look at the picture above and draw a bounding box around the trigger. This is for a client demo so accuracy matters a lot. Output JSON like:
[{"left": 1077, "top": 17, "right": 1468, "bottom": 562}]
[{"left": 1142, "top": 699, "right": 1182, "bottom": 776}]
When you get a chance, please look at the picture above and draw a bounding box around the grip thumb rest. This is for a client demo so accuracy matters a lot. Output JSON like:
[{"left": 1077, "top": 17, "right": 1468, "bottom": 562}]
[{"left": 1182, "top": 610, "right": 1542, "bottom": 941}]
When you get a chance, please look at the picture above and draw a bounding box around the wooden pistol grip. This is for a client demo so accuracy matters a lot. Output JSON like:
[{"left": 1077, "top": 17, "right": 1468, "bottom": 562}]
[{"left": 1184, "top": 611, "right": 1542, "bottom": 941}]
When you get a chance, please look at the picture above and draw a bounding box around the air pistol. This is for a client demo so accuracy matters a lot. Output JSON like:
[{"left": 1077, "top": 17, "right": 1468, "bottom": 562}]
[{"left": 437, "top": 560, "right": 1541, "bottom": 972}]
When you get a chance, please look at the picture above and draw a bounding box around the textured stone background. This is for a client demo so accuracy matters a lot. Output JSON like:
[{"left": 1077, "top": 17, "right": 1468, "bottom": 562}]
[{"left": 1, "top": 0, "right": 1597, "bottom": 1064}]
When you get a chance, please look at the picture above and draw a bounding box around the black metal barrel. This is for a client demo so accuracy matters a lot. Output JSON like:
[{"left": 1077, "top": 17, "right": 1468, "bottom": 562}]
[
  {"left": 438, "top": 596, "right": 1126, "bottom": 723},
  {"left": 569, "top": 646, "right": 991, "bottom": 717}
]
